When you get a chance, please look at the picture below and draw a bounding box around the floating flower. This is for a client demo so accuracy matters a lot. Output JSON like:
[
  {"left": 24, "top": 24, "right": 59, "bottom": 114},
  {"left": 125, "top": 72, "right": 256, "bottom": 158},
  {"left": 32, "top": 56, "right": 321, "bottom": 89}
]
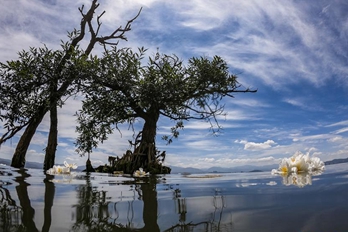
[
  {"left": 308, "top": 156, "right": 325, "bottom": 174},
  {"left": 64, "top": 161, "right": 78, "bottom": 170},
  {"left": 271, "top": 151, "right": 325, "bottom": 187},
  {"left": 46, "top": 161, "right": 78, "bottom": 175},
  {"left": 133, "top": 168, "right": 149, "bottom": 177}
]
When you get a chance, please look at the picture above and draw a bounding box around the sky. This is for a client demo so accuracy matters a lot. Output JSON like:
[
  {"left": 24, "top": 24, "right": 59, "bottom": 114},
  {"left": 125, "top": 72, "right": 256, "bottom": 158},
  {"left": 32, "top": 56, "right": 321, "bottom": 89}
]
[{"left": 1, "top": 0, "right": 348, "bottom": 170}]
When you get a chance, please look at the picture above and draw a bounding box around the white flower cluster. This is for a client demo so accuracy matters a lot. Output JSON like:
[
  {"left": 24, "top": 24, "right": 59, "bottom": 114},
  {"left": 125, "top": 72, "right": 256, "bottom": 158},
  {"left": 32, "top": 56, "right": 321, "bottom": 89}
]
[
  {"left": 46, "top": 161, "right": 78, "bottom": 175},
  {"left": 271, "top": 151, "right": 325, "bottom": 175},
  {"left": 133, "top": 168, "right": 149, "bottom": 177},
  {"left": 271, "top": 151, "right": 325, "bottom": 187}
]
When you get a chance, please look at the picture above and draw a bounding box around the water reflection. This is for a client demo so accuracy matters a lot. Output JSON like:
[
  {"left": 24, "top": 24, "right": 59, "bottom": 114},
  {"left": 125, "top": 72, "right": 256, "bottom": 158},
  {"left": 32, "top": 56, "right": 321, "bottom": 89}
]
[
  {"left": 0, "top": 168, "right": 56, "bottom": 231},
  {"left": 165, "top": 190, "right": 231, "bottom": 232},
  {"left": 42, "top": 175, "right": 55, "bottom": 232},
  {"left": 71, "top": 173, "right": 148, "bottom": 231},
  {"left": 0, "top": 168, "right": 21, "bottom": 231},
  {"left": 1, "top": 165, "right": 348, "bottom": 231},
  {"left": 0, "top": 167, "right": 232, "bottom": 231},
  {"left": 15, "top": 169, "right": 39, "bottom": 231},
  {"left": 71, "top": 175, "right": 229, "bottom": 231}
]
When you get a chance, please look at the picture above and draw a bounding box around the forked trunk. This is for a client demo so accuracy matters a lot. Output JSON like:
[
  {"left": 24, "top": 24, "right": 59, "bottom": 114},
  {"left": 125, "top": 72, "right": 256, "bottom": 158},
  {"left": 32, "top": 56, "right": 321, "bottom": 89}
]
[{"left": 43, "top": 100, "right": 58, "bottom": 171}]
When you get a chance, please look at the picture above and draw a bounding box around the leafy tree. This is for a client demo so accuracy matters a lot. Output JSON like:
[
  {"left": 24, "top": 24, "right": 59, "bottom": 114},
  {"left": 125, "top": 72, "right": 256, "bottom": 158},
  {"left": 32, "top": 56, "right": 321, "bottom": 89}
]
[
  {"left": 0, "top": 44, "right": 85, "bottom": 169},
  {"left": 75, "top": 47, "right": 256, "bottom": 174},
  {"left": 0, "top": 0, "right": 141, "bottom": 170}
]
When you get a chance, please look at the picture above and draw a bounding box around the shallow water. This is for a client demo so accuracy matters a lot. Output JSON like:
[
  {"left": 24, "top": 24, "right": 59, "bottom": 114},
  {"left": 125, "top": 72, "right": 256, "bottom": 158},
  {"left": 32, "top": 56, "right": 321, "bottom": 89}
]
[{"left": 1, "top": 163, "right": 348, "bottom": 232}]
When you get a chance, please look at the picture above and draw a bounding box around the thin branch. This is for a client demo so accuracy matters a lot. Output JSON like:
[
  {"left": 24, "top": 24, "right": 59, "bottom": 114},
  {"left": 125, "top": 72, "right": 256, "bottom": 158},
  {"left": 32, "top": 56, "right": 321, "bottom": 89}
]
[
  {"left": 0, "top": 122, "right": 29, "bottom": 145},
  {"left": 97, "top": 7, "right": 142, "bottom": 44},
  {"left": 95, "top": 11, "right": 106, "bottom": 36}
]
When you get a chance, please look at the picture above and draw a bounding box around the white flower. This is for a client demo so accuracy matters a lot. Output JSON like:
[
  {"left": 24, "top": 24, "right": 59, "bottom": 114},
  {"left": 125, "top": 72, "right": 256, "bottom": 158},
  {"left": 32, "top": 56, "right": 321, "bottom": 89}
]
[
  {"left": 271, "top": 158, "right": 290, "bottom": 175},
  {"left": 64, "top": 161, "right": 78, "bottom": 170},
  {"left": 46, "top": 161, "right": 78, "bottom": 175},
  {"left": 133, "top": 168, "right": 149, "bottom": 177},
  {"left": 271, "top": 151, "right": 325, "bottom": 187},
  {"left": 308, "top": 157, "right": 325, "bottom": 173}
]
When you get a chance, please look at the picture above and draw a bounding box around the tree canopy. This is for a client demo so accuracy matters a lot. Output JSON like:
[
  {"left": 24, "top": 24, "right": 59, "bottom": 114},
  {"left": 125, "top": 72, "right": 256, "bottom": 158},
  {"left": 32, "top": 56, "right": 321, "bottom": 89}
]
[
  {"left": 75, "top": 47, "right": 256, "bottom": 173},
  {"left": 0, "top": 42, "right": 83, "bottom": 143}
]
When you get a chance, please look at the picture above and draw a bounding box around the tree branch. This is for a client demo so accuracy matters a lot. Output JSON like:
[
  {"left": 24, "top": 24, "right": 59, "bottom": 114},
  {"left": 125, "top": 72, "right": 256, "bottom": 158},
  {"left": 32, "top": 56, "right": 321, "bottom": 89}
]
[{"left": 0, "top": 123, "right": 28, "bottom": 145}]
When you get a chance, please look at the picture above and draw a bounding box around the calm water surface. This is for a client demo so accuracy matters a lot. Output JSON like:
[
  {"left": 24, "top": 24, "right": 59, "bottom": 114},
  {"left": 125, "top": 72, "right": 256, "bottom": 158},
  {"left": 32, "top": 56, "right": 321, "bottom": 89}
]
[{"left": 1, "top": 163, "right": 348, "bottom": 232}]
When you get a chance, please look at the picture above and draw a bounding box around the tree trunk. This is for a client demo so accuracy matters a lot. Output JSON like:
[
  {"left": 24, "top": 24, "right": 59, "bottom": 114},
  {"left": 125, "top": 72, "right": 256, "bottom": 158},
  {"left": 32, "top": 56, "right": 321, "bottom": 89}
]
[
  {"left": 11, "top": 108, "right": 47, "bottom": 168},
  {"left": 86, "top": 157, "right": 95, "bottom": 172},
  {"left": 138, "top": 113, "right": 159, "bottom": 164},
  {"left": 43, "top": 99, "right": 58, "bottom": 171}
]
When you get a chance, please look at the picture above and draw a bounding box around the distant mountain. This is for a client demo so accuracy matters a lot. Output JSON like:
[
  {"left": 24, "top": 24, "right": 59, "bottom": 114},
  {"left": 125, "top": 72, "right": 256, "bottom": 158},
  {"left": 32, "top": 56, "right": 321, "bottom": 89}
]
[
  {"left": 0, "top": 157, "right": 11, "bottom": 166},
  {"left": 0, "top": 157, "right": 85, "bottom": 171},
  {"left": 1, "top": 157, "right": 347, "bottom": 173},
  {"left": 170, "top": 158, "right": 348, "bottom": 174},
  {"left": 325, "top": 158, "right": 348, "bottom": 165},
  {"left": 169, "top": 166, "right": 204, "bottom": 174},
  {"left": 0, "top": 157, "right": 43, "bottom": 169},
  {"left": 204, "top": 164, "right": 278, "bottom": 173},
  {"left": 169, "top": 164, "right": 278, "bottom": 174}
]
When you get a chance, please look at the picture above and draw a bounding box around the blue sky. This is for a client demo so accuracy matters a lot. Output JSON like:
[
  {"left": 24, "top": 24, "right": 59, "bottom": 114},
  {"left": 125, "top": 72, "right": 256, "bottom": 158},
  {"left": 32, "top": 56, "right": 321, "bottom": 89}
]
[{"left": 1, "top": 0, "right": 348, "bottom": 169}]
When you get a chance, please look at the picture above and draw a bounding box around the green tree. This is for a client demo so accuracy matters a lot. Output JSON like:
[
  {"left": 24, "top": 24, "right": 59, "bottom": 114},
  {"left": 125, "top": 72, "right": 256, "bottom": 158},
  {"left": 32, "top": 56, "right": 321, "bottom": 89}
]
[
  {"left": 0, "top": 0, "right": 141, "bottom": 170},
  {"left": 75, "top": 47, "right": 256, "bottom": 174}
]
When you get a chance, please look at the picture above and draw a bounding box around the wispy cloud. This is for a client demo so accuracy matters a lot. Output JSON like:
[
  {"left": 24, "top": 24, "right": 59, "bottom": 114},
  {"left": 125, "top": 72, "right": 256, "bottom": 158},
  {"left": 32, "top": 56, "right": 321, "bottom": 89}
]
[
  {"left": 326, "top": 120, "right": 348, "bottom": 127},
  {"left": 333, "top": 127, "right": 348, "bottom": 134},
  {"left": 1, "top": 0, "right": 348, "bottom": 169}
]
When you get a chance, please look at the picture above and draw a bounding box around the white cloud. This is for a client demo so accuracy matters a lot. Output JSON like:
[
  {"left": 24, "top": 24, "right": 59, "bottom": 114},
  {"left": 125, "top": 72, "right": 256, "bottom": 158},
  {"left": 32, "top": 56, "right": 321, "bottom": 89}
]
[
  {"left": 243, "top": 140, "right": 277, "bottom": 151},
  {"left": 334, "top": 127, "right": 348, "bottom": 134},
  {"left": 235, "top": 139, "right": 277, "bottom": 151},
  {"left": 326, "top": 120, "right": 348, "bottom": 127},
  {"left": 284, "top": 99, "right": 306, "bottom": 108},
  {"left": 292, "top": 134, "right": 336, "bottom": 142},
  {"left": 328, "top": 136, "right": 344, "bottom": 142},
  {"left": 228, "top": 98, "right": 270, "bottom": 108}
]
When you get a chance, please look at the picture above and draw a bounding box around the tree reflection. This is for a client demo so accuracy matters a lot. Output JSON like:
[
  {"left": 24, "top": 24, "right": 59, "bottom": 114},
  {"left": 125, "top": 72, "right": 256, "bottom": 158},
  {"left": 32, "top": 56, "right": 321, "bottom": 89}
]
[
  {"left": 15, "top": 169, "right": 39, "bottom": 231},
  {"left": 140, "top": 180, "right": 160, "bottom": 232},
  {"left": 72, "top": 173, "right": 112, "bottom": 231},
  {"left": 1, "top": 168, "right": 234, "bottom": 231},
  {"left": 42, "top": 175, "right": 55, "bottom": 232},
  {"left": 0, "top": 168, "right": 56, "bottom": 232},
  {"left": 72, "top": 175, "right": 160, "bottom": 232},
  {"left": 165, "top": 189, "right": 232, "bottom": 232},
  {"left": 0, "top": 168, "right": 22, "bottom": 231},
  {"left": 72, "top": 176, "right": 233, "bottom": 232}
]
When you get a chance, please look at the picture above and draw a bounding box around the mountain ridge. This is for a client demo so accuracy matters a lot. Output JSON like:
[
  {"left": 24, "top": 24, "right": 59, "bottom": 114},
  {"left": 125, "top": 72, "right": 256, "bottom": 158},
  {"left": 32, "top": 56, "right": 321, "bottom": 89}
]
[{"left": 0, "top": 157, "right": 347, "bottom": 173}]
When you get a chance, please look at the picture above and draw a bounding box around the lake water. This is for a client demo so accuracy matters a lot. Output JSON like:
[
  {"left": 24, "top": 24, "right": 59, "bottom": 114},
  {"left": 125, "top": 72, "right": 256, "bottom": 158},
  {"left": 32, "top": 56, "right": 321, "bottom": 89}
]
[{"left": 1, "top": 163, "right": 348, "bottom": 232}]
